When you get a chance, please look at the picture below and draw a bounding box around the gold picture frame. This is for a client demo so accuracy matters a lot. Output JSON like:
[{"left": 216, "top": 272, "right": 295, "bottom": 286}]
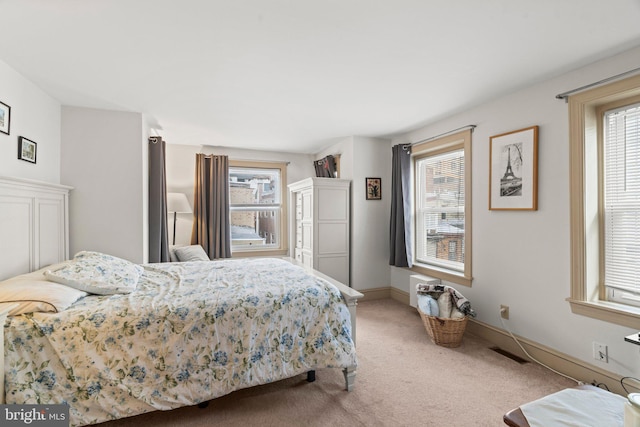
[{"left": 489, "top": 126, "right": 538, "bottom": 210}]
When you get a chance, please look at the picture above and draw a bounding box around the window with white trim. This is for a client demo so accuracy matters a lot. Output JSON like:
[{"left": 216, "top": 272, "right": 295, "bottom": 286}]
[
  {"left": 411, "top": 129, "right": 472, "bottom": 286},
  {"left": 603, "top": 102, "right": 640, "bottom": 306},
  {"left": 568, "top": 74, "right": 640, "bottom": 328},
  {"left": 228, "top": 161, "right": 288, "bottom": 256}
]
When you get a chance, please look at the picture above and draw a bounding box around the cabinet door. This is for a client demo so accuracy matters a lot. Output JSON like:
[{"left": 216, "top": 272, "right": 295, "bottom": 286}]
[
  {"left": 36, "top": 196, "right": 66, "bottom": 269},
  {"left": 301, "top": 190, "right": 313, "bottom": 221},
  {"left": 301, "top": 250, "right": 313, "bottom": 269},
  {"left": 301, "top": 223, "right": 312, "bottom": 251},
  {"left": 0, "top": 195, "right": 33, "bottom": 279}
]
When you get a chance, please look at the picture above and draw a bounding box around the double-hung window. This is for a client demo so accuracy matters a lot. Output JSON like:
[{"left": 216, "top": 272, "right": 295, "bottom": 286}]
[
  {"left": 228, "top": 160, "right": 288, "bottom": 256},
  {"left": 568, "top": 74, "right": 640, "bottom": 328},
  {"left": 412, "top": 129, "right": 472, "bottom": 286},
  {"left": 602, "top": 102, "right": 640, "bottom": 306}
]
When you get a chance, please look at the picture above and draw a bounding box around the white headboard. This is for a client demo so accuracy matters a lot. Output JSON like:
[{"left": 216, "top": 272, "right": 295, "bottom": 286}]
[{"left": 0, "top": 176, "right": 71, "bottom": 281}]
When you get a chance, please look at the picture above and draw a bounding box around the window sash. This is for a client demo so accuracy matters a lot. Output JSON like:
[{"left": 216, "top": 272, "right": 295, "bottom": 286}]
[
  {"left": 229, "top": 165, "right": 283, "bottom": 252},
  {"left": 414, "top": 148, "right": 465, "bottom": 272},
  {"left": 604, "top": 103, "right": 640, "bottom": 303}
]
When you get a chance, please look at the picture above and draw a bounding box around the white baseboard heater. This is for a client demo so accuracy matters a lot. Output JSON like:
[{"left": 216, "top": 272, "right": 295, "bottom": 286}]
[{"left": 409, "top": 274, "right": 441, "bottom": 308}]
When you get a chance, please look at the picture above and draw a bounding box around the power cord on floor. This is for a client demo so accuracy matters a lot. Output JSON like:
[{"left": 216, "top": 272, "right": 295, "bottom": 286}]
[
  {"left": 499, "top": 311, "right": 582, "bottom": 385},
  {"left": 621, "top": 376, "right": 640, "bottom": 394}
]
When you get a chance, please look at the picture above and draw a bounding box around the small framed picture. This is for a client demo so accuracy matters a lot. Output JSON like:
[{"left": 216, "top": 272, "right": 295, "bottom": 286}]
[
  {"left": 0, "top": 100, "right": 10, "bottom": 135},
  {"left": 489, "top": 126, "right": 538, "bottom": 210},
  {"left": 18, "top": 136, "right": 37, "bottom": 164},
  {"left": 366, "top": 177, "right": 381, "bottom": 200}
]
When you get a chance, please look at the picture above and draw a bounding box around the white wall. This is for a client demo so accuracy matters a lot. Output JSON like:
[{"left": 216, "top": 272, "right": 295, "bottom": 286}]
[
  {"left": 165, "top": 143, "right": 316, "bottom": 246},
  {"left": 391, "top": 45, "right": 640, "bottom": 380},
  {"left": 351, "top": 137, "right": 392, "bottom": 290},
  {"left": 61, "top": 106, "right": 146, "bottom": 263},
  {"left": 316, "top": 136, "right": 392, "bottom": 290},
  {"left": 0, "top": 59, "right": 61, "bottom": 183}
]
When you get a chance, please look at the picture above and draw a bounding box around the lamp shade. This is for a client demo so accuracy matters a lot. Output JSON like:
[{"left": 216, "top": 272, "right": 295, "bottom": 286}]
[{"left": 167, "top": 193, "right": 192, "bottom": 214}]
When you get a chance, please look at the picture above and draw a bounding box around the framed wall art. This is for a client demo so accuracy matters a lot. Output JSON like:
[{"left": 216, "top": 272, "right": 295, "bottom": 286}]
[
  {"left": 489, "top": 126, "right": 538, "bottom": 210},
  {"left": 366, "top": 177, "right": 381, "bottom": 200},
  {"left": 0, "top": 100, "right": 10, "bottom": 135},
  {"left": 18, "top": 136, "right": 37, "bottom": 164}
]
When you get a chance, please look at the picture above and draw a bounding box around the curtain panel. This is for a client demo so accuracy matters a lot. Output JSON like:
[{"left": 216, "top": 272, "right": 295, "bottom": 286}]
[
  {"left": 191, "top": 153, "right": 231, "bottom": 259},
  {"left": 148, "top": 136, "right": 170, "bottom": 263},
  {"left": 389, "top": 144, "right": 413, "bottom": 267}
]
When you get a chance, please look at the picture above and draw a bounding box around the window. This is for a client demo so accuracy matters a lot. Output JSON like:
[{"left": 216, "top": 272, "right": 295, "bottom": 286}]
[
  {"left": 229, "top": 160, "right": 288, "bottom": 256},
  {"left": 411, "top": 129, "right": 472, "bottom": 286},
  {"left": 603, "top": 102, "right": 640, "bottom": 307},
  {"left": 568, "top": 74, "right": 640, "bottom": 328}
]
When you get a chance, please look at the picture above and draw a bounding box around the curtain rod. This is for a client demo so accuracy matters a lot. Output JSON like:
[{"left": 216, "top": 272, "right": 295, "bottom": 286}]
[
  {"left": 228, "top": 157, "right": 291, "bottom": 165},
  {"left": 555, "top": 66, "right": 640, "bottom": 101},
  {"left": 402, "top": 124, "right": 476, "bottom": 150}
]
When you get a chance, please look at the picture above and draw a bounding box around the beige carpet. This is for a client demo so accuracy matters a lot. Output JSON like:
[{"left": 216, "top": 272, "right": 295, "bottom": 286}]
[{"left": 98, "top": 298, "right": 575, "bottom": 426}]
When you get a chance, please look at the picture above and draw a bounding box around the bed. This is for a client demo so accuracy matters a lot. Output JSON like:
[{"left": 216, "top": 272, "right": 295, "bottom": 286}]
[{"left": 0, "top": 176, "right": 362, "bottom": 426}]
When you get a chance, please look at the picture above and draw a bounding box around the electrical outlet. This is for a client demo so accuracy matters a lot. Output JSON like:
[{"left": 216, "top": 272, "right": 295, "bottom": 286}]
[
  {"left": 500, "top": 305, "right": 509, "bottom": 319},
  {"left": 593, "top": 342, "right": 608, "bottom": 363}
]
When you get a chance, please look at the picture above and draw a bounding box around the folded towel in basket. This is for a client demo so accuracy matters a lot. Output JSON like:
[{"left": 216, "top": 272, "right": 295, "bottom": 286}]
[
  {"left": 416, "top": 283, "right": 476, "bottom": 318},
  {"left": 417, "top": 294, "right": 439, "bottom": 316}
]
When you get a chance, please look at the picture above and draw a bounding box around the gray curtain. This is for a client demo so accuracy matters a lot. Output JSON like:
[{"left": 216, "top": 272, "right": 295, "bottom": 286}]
[
  {"left": 314, "top": 155, "right": 337, "bottom": 177},
  {"left": 191, "top": 153, "right": 231, "bottom": 259},
  {"left": 148, "top": 136, "right": 170, "bottom": 263},
  {"left": 389, "top": 144, "right": 413, "bottom": 267}
]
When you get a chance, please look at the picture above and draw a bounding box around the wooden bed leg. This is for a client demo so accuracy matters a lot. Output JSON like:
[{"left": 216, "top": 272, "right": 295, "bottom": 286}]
[
  {"left": 343, "top": 366, "right": 356, "bottom": 392},
  {"left": 306, "top": 370, "right": 316, "bottom": 382}
]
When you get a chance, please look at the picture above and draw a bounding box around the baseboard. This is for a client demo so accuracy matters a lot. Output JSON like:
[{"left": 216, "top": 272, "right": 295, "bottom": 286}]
[
  {"left": 358, "top": 287, "right": 391, "bottom": 301},
  {"left": 466, "top": 318, "right": 637, "bottom": 396},
  {"left": 359, "top": 287, "right": 410, "bottom": 305},
  {"left": 390, "top": 288, "right": 409, "bottom": 305},
  {"left": 359, "top": 289, "right": 631, "bottom": 395}
]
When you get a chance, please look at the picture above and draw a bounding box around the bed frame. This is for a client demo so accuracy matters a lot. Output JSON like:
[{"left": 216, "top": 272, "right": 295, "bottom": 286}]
[
  {"left": 284, "top": 256, "right": 363, "bottom": 390},
  {"left": 0, "top": 175, "right": 363, "bottom": 405}
]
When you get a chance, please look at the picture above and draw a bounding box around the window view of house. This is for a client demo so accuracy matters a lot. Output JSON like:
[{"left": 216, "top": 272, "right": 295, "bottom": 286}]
[
  {"left": 229, "top": 167, "right": 281, "bottom": 250},
  {"left": 414, "top": 149, "right": 465, "bottom": 272}
]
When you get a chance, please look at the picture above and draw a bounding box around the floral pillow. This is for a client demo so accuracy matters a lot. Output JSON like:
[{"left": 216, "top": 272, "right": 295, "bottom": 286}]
[{"left": 45, "top": 251, "right": 143, "bottom": 295}]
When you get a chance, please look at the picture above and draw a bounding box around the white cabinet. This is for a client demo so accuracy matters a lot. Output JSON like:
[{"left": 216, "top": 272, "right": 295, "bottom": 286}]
[
  {"left": 289, "top": 177, "right": 350, "bottom": 285},
  {"left": 0, "top": 176, "right": 71, "bottom": 280}
]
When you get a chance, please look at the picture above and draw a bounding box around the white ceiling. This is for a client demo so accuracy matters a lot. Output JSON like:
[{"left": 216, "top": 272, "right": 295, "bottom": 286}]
[{"left": 1, "top": 1, "right": 640, "bottom": 154}]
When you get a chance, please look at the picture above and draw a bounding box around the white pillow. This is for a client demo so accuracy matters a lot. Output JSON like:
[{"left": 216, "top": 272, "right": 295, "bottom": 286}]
[
  {"left": 174, "top": 245, "right": 209, "bottom": 262},
  {"left": 437, "top": 291, "right": 452, "bottom": 318},
  {"left": 168, "top": 245, "right": 181, "bottom": 262},
  {"left": 0, "top": 264, "right": 88, "bottom": 315},
  {"left": 45, "top": 251, "right": 143, "bottom": 295}
]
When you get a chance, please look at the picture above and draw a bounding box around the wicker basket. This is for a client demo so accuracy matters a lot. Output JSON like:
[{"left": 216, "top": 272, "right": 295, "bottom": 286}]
[{"left": 418, "top": 309, "right": 468, "bottom": 348}]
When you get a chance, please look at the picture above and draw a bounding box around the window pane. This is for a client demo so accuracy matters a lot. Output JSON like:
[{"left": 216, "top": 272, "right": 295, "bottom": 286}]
[
  {"left": 230, "top": 208, "right": 280, "bottom": 248},
  {"left": 415, "top": 149, "right": 465, "bottom": 271},
  {"left": 229, "top": 167, "right": 280, "bottom": 205},
  {"left": 229, "top": 165, "right": 283, "bottom": 252},
  {"left": 604, "top": 102, "right": 640, "bottom": 302}
]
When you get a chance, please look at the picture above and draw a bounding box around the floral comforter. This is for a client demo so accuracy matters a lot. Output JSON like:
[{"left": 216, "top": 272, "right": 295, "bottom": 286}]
[{"left": 4, "top": 258, "right": 357, "bottom": 426}]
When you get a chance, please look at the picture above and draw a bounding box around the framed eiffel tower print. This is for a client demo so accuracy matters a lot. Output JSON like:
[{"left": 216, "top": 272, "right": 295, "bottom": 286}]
[{"left": 489, "top": 126, "right": 538, "bottom": 210}]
